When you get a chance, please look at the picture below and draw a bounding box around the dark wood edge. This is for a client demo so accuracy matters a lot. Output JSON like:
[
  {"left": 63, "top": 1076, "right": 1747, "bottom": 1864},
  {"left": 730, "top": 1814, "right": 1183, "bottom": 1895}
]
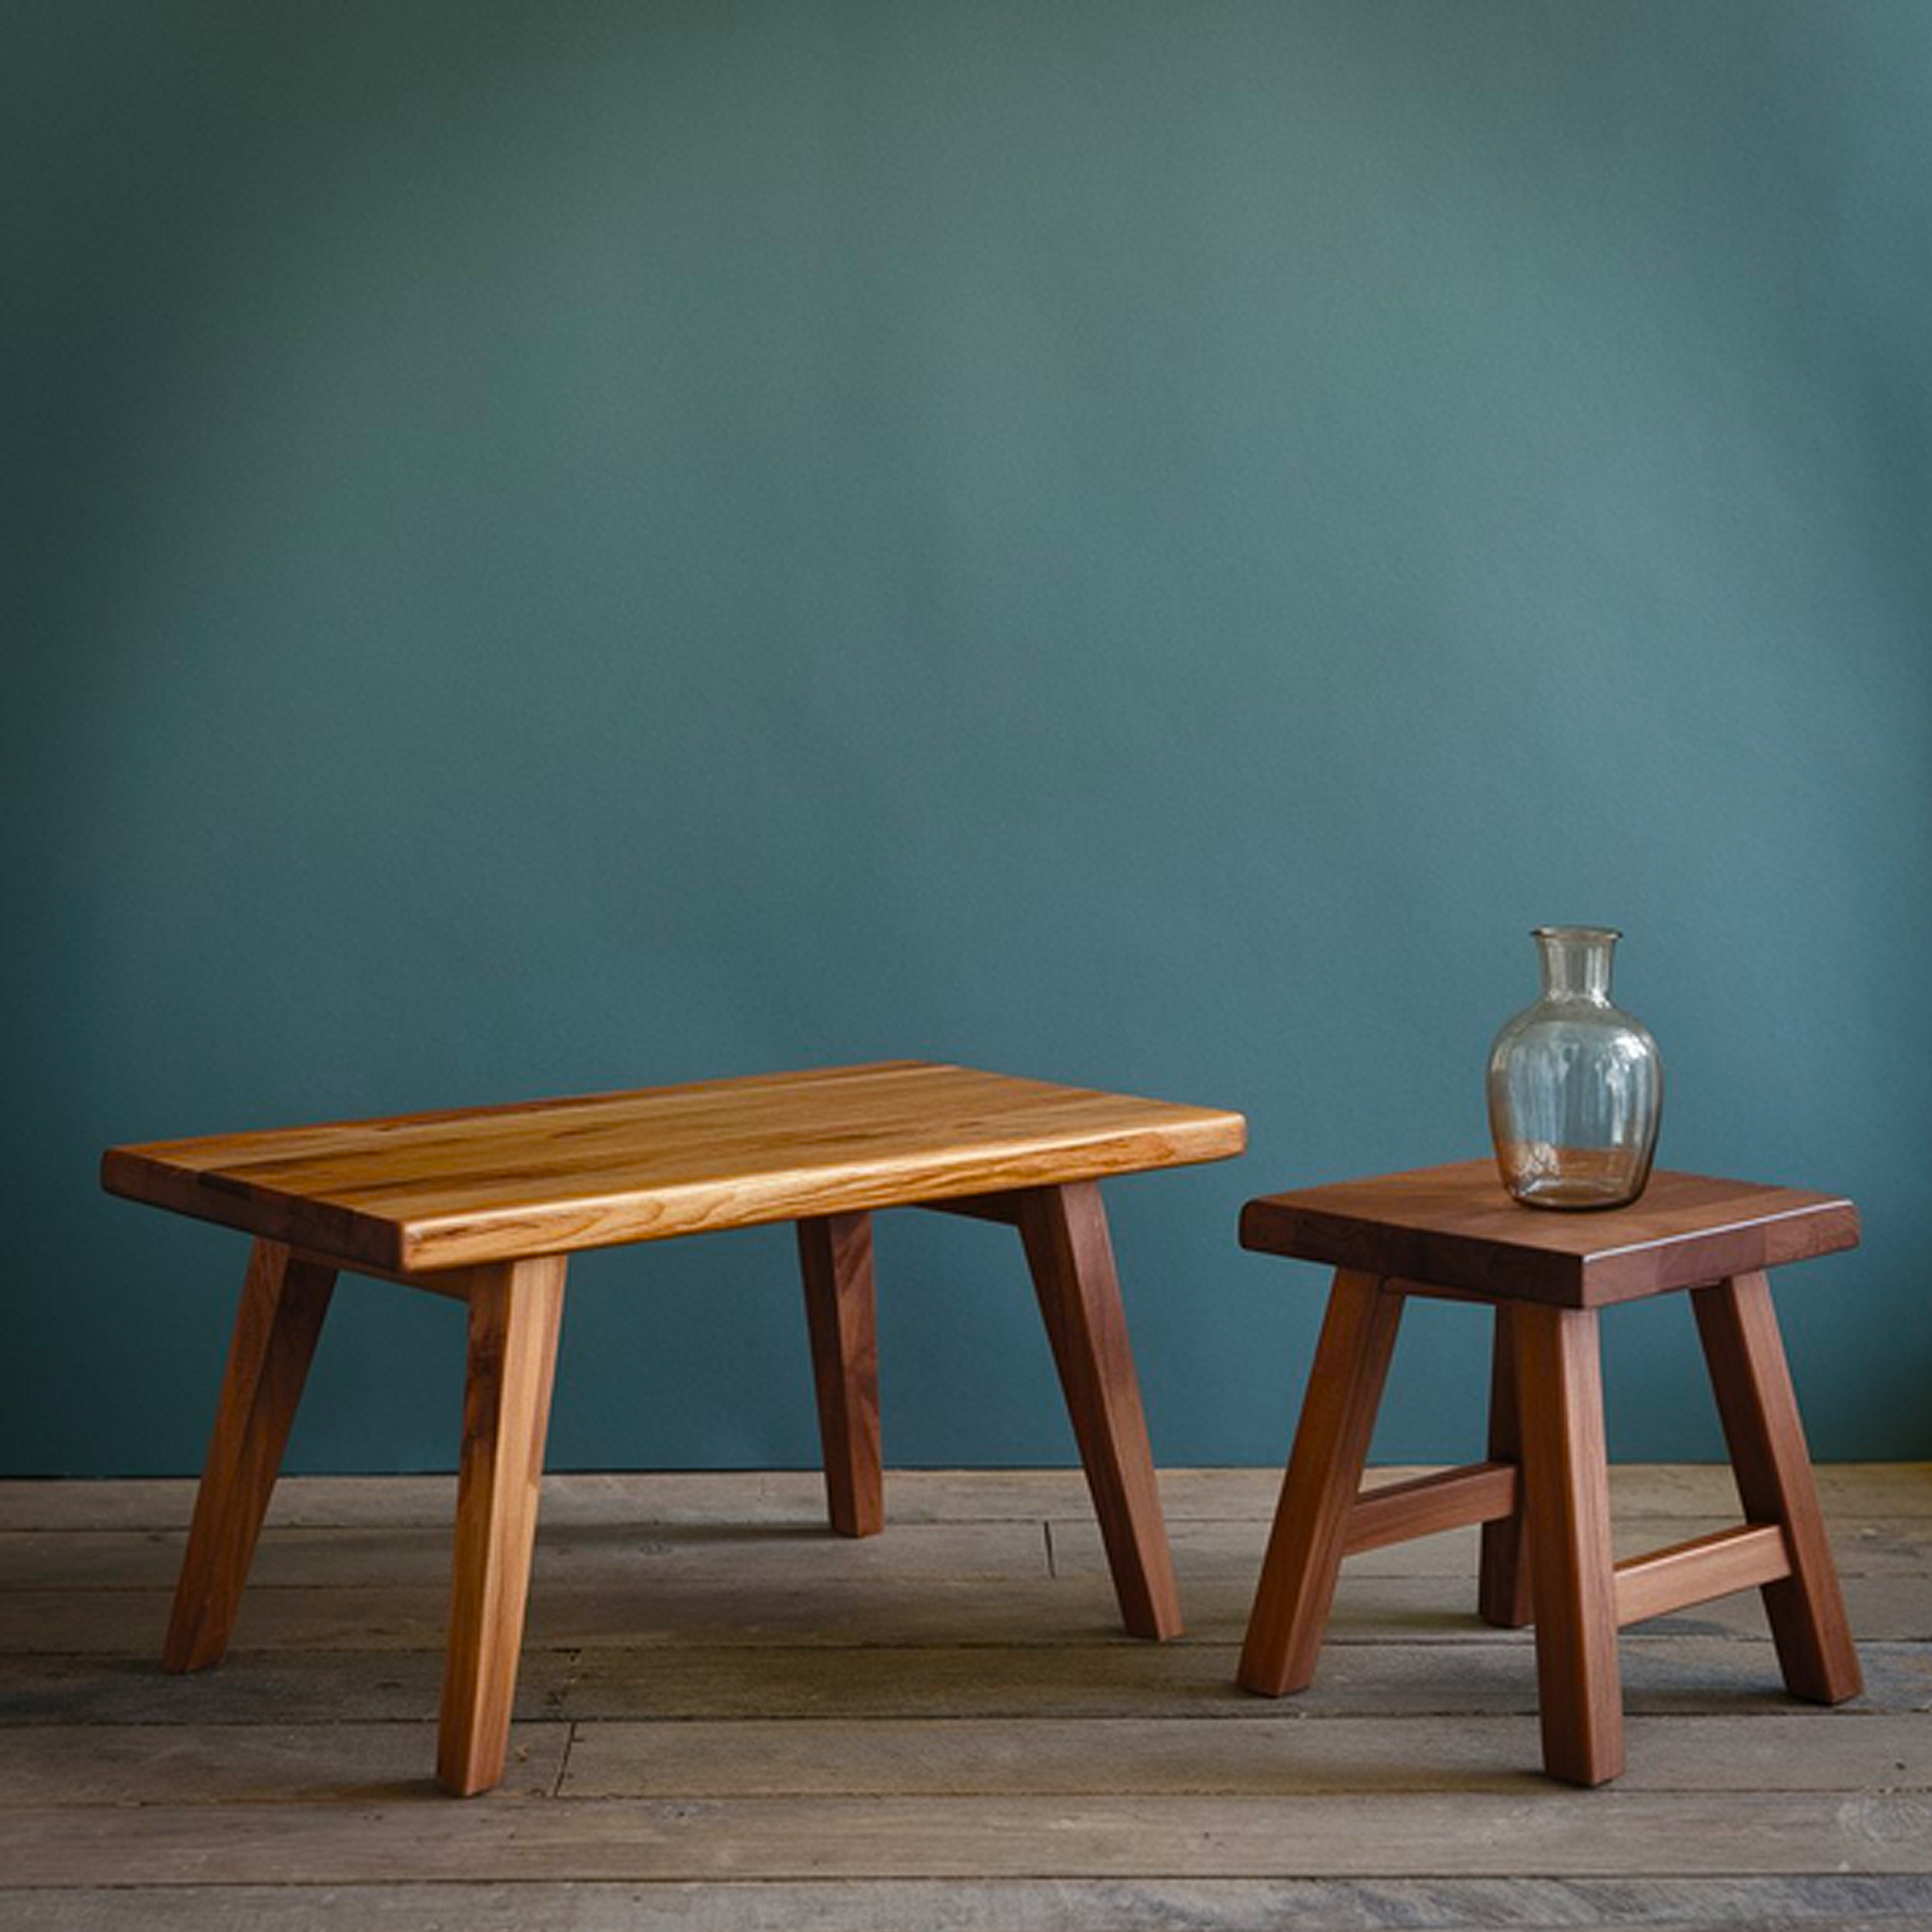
[
  {"left": 1240, "top": 1194, "right": 1859, "bottom": 1309},
  {"left": 1240, "top": 1198, "right": 1588, "bottom": 1305},
  {"left": 1589, "top": 1204, "right": 1861, "bottom": 1303}
]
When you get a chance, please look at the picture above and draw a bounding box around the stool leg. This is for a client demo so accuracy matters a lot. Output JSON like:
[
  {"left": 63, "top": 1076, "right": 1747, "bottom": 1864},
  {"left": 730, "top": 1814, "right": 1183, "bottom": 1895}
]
[
  {"left": 438, "top": 1256, "right": 567, "bottom": 1797},
  {"left": 1478, "top": 1304, "right": 1534, "bottom": 1628},
  {"left": 797, "top": 1211, "right": 885, "bottom": 1538},
  {"left": 1692, "top": 1272, "right": 1863, "bottom": 1705},
  {"left": 1514, "top": 1303, "right": 1623, "bottom": 1786},
  {"left": 1238, "top": 1271, "right": 1402, "bottom": 1696},
  {"left": 164, "top": 1240, "right": 336, "bottom": 1673},
  {"left": 1017, "top": 1181, "right": 1181, "bottom": 1640}
]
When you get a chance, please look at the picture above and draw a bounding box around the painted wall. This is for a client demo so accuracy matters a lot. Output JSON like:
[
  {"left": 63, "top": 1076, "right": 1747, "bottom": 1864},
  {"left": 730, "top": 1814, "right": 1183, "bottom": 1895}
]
[{"left": 4, "top": 2, "right": 1927, "bottom": 1475}]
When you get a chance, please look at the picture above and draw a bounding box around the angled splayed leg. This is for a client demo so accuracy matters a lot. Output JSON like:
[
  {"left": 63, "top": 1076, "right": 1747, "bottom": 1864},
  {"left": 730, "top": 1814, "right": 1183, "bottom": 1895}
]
[
  {"left": 164, "top": 1240, "right": 336, "bottom": 1673},
  {"left": 798, "top": 1211, "right": 885, "bottom": 1538},
  {"left": 1692, "top": 1272, "right": 1861, "bottom": 1705},
  {"left": 1238, "top": 1271, "right": 1402, "bottom": 1696},
  {"left": 1017, "top": 1181, "right": 1181, "bottom": 1640}
]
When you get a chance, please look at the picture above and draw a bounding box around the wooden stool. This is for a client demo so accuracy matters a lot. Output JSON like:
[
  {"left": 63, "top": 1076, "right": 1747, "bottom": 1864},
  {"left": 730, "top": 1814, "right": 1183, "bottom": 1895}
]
[
  {"left": 102, "top": 1060, "right": 1244, "bottom": 1795},
  {"left": 1234, "top": 1162, "right": 1863, "bottom": 1786}
]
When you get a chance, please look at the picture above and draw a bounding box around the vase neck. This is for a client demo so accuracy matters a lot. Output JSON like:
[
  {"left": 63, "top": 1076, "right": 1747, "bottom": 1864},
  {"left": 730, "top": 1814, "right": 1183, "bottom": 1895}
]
[{"left": 1534, "top": 925, "right": 1617, "bottom": 1003}]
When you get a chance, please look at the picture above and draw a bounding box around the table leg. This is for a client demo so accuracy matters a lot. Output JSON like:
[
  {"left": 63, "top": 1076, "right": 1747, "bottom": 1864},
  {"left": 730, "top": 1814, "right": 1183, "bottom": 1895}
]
[
  {"left": 164, "top": 1240, "right": 336, "bottom": 1673},
  {"left": 1478, "top": 1303, "right": 1534, "bottom": 1628},
  {"left": 1515, "top": 1303, "right": 1623, "bottom": 1786},
  {"left": 438, "top": 1255, "right": 567, "bottom": 1797},
  {"left": 797, "top": 1211, "right": 884, "bottom": 1538},
  {"left": 1017, "top": 1181, "right": 1182, "bottom": 1640},
  {"left": 1237, "top": 1270, "right": 1402, "bottom": 1696},
  {"left": 1692, "top": 1272, "right": 1863, "bottom": 1705}
]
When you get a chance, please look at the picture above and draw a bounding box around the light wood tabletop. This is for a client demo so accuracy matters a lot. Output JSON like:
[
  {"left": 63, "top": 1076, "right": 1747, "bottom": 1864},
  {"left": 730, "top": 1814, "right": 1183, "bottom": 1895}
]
[{"left": 102, "top": 1060, "right": 1248, "bottom": 1274}]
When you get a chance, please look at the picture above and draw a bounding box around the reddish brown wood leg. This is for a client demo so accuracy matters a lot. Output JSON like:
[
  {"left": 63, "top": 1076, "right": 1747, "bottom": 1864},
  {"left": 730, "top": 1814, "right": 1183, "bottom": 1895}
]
[
  {"left": 797, "top": 1211, "right": 885, "bottom": 1539},
  {"left": 1514, "top": 1303, "right": 1623, "bottom": 1786},
  {"left": 1692, "top": 1272, "right": 1862, "bottom": 1705},
  {"left": 1238, "top": 1272, "right": 1403, "bottom": 1696},
  {"left": 164, "top": 1240, "right": 337, "bottom": 1673},
  {"left": 438, "top": 1256, "right": 567, "bottom": 1797},
  {"left": 1017, "top": 1181, "right": 1182, "bottom": 1641},
  {"left": 1478, "top": 1303, "right": 1533, "bottom": 1628}
]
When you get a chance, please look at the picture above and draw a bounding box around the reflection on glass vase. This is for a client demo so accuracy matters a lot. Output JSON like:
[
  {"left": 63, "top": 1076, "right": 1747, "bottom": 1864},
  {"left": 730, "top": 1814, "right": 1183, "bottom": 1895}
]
[{"left": 1487, "top": 926, "right": 1663, "bottom": 1210}]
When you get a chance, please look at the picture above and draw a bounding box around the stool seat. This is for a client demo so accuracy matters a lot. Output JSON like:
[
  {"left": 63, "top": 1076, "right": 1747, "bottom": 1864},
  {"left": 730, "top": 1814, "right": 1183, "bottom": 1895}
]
[
  {"left": 1236, "top": 1162, "right": 1863, "bottom": 1788},
  {"left": 1241, "top": 1161, "right": 1859, "bottom": 1307}
]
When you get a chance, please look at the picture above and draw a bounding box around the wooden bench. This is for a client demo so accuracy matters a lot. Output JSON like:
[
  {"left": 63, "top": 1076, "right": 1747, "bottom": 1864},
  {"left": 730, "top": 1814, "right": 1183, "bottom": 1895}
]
[{"left": 102, "top": 1060, "right": 1246, "bottom": 1794}]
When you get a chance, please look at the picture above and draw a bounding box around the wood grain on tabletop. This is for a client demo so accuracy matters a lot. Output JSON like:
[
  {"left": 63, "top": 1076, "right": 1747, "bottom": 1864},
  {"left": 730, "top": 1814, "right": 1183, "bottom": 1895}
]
[{"left": 100, "top": 1061, "right": 1247, "bottom": 1273}]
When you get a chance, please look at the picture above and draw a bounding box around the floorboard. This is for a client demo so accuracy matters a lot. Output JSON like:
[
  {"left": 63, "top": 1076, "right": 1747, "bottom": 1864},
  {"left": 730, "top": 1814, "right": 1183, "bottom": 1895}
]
[
  {"left": 6, "top": 1790, "right": 1932, "bottom": 1882},
  {"left": 5, "top": 1569, "right": 1926, "bottom": 1654},
  {"left": 9, "top": 1634, "right": 1932, "bottom": 1726},
  {"left": 7, "top": 1876, "right": 1932, "bottom": 1932},
  {"left": 1, "top": 1466, "right": 1925, "bottom": 1928},
  {"left": 2, "top": 1464, "right": 1924, "bottom": 1533},
  {"left": 554, "top": 1710, "right": 1932, "bottom": 1796}
]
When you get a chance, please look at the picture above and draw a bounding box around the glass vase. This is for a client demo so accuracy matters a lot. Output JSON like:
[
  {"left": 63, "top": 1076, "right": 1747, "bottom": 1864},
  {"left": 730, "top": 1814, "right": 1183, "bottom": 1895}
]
[{"left": 1486, "top": 926, "right": 1662, "bottom": 1210}]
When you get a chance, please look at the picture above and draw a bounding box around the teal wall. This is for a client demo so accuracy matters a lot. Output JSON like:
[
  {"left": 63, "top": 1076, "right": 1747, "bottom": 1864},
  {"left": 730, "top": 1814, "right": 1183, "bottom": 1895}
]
[{"left": 5, "top": 2, "right": 1928, "bottom": 1475}]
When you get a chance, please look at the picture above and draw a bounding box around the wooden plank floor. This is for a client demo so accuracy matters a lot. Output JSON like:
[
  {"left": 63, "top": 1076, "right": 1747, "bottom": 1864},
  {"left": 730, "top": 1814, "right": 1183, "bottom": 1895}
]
[{"left": 1, "top": 1466, "right": 1929, "bottom": 1930}]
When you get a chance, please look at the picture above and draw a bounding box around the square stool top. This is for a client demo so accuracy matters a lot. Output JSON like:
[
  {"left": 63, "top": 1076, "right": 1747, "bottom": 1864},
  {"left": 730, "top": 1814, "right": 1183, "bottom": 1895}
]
[
  {"left": 1240, "top": 1161, "right": 1858, "bottom": 1308},
  {"left": 102, "top": 1060, "right": 1247, "bottom": 1275}
]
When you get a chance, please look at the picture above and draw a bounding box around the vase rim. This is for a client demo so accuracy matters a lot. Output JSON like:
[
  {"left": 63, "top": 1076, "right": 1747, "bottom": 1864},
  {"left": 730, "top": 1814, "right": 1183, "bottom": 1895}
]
[{"left": 1531, "top": 924, "right": 1621, "bottom": 943}]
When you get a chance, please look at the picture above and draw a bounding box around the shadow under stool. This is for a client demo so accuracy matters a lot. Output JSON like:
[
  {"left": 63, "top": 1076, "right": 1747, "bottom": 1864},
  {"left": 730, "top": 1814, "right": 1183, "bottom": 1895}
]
[{"left": 1234, "top": 1161, "right": 1863, "bottom": 1786}]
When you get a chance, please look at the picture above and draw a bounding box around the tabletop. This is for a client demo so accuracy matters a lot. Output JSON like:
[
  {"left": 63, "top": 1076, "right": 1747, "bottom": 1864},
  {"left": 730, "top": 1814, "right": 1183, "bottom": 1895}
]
[
  {"left": 102, "top": 1060, "right": 1247, "bottom": 1274},
  {"left": 1239, "top": 1161, "right": 1859, "bottom": 1308}
]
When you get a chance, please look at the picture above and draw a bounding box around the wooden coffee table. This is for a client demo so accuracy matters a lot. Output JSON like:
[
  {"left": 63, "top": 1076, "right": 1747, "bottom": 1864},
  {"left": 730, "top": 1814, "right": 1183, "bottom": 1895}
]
[
  {"left": 102, "top": 1060, "right": 1244, "bottom": 1795},
  {"left": 1234, "top": 1161, "right": 1863, "bottom": 1786}
]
